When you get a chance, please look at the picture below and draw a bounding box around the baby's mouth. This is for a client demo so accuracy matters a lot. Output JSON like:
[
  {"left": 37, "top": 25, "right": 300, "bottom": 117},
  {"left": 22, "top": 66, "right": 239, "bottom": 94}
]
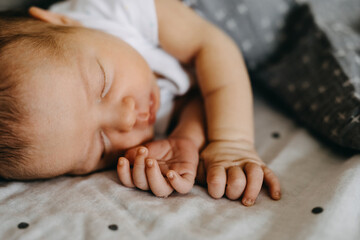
[{"left": 137, "top": 112, "right": 150, "bottom": 122}]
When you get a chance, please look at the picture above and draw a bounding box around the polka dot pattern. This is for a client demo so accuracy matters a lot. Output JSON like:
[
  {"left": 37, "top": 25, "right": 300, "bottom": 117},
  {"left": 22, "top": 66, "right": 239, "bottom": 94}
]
[
  {"left": 186, "top": 0, "right": 296, "bottom": 70},
  {"left": 189, "top": 0, "right": 360, "bottom": 150},
  {"left": 17, "top": 222, "right": 29, "bottom": 229},
  {"left": 108, "top": 224, "right": 118, "bottom": 231},
  {"left": 254, "top": 4, "right": 360, "bottom": 150},
  {"left": 272, "top": 132, "right": 280, "bottom": 139},
  {"left": 312, "top": 207, "right": 324, "bottom": 214}
]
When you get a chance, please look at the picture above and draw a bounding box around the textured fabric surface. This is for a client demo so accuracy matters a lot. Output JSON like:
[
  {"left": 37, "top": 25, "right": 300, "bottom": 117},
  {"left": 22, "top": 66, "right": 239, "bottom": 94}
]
[
  {"left": 184, "top": 0, "right": 295, "bottom": 70},
  {"left": 253, "top": 1, "right": 360, "bottom": 150},
  {"left": 189, "top": 0, "right": 360, "bottom": 150},
  {"left": 1, "top": 91, "right": 359, "bottom": 240}
]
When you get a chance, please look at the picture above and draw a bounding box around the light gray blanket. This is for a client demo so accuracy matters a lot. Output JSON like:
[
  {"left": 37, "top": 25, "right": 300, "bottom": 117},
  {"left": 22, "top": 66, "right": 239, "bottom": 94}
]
[{"left": 1, "top": 91, "right": 359, "bottom": 240}]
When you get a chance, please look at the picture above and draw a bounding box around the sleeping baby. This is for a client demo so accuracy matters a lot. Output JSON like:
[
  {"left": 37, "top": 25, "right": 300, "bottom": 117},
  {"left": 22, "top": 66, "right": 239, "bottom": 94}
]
[{"left": 0, "top": 0, "right": 281, "bottom": 206}]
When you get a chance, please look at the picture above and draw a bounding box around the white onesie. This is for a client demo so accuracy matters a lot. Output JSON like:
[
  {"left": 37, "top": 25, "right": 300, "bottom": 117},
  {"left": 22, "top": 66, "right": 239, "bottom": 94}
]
[{"left": 49, "top": 0, "right": 192, "bottom": 137}]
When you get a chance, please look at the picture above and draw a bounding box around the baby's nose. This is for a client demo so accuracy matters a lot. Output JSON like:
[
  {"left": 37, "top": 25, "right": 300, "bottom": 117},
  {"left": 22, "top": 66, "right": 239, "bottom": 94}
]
[{"left": 117, "top": 96, "right": 137, "bottom": 132}]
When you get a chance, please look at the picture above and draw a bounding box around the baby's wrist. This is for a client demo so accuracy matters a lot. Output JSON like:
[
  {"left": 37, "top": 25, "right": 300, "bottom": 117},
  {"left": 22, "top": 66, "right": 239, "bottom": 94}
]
[
  {"left": 208, "top": 138, "right": 255, "bottom": 150},
  {"left": 169, "top": 130, "right": 204, "bottom": 151},
  {"left": 208, "top": 128, "right": 254, "bottom": 146}
]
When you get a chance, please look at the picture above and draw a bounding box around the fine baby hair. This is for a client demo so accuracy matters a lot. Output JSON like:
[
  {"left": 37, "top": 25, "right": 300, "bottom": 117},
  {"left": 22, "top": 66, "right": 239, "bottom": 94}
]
[{"left": 0, "top": 10, "right": 74, "bottom": 179}]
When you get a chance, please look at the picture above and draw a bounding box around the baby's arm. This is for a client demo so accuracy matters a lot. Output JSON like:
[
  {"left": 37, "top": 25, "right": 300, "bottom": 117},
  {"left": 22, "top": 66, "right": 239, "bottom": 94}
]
[
  {"left": 169, "top": 96, "right": 205, "bottom": 152},
  {"left": 155, "top": 0, "right": 281, "bottom": 205}
]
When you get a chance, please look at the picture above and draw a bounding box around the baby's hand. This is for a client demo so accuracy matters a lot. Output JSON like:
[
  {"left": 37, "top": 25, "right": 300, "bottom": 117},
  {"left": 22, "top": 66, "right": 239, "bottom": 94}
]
[
  {"left": 200, "top": 140, "right": 281, "bottom": 206},
  {"left": 117, "top": 137, "right": 199, "bottom": 197}
]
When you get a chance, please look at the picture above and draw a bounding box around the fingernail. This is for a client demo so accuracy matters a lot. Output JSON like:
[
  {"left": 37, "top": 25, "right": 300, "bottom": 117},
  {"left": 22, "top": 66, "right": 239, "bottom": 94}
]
[
  {"left": 273, "top": 191, "right": 281, "bottom": 199},
  {"left": 118, "top": 158, "right": 124, "bottom": 166},
  {"left": 146, "top": 159, "right": 153, "bottom": 167},
  {"left": 138, "top": 148, "right": 146, "bottom": 154},
  {"left": 167, "top": 171, "right": 174, "bottom": 179},
  {"left": 243, "top": 199, "right": 254, "bottom": 206}
]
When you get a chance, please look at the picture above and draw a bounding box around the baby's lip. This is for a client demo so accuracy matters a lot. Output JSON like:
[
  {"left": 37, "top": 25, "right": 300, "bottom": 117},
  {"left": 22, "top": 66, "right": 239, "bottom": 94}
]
[{"left": 137, "top": 112, "right": 150, "bottom": 122}]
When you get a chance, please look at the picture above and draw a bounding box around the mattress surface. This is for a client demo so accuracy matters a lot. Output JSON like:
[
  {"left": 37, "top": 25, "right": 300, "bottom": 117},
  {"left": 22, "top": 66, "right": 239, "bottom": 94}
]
[{"left": 1, "top": 90, "right": 359, "bottom": 240}]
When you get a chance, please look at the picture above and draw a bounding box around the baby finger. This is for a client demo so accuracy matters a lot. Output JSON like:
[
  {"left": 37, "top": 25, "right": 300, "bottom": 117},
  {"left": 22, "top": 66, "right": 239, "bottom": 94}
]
[
  {"left": 242, "top": 163, "right": 264, "bottom": 206},
  {"left": 263, "top": 166, "right": 281, "bottom": 200},
  {"left": 146, "top": 159, "right": 174, "bottom": 197},
  {"left": 207, "top": 165, "right": 226, "bottom": 199},
  {"left": 225, "top": 166, "right": 246, "bottom": 200},
  {"left": 132, "top": 147, "right": 150, "bottom": 190},
  {"left": 125, "top": 146, "right": 146, "bottom": 165},
  {"left": 117, "top": 157, "right": 135, "bottom": 188},
  {"left": 167, "top": 170, "right": 195, "bottom": 194}
]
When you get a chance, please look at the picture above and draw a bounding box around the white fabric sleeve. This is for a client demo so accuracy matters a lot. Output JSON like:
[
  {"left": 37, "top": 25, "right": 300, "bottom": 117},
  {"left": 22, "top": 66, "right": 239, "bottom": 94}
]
[{"left": 49, "top": 0, "right": 159, "bottom": 46}]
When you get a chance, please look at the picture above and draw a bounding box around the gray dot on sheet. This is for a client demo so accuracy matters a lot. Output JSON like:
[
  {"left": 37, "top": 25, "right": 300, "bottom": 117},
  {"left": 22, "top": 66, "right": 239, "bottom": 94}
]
[
  {"left": 278, "top": 2, "right": 289, "bottom": 14},
  {"left": 272, "top": 132, "right": 280, "bottom": 139},
  {"left": 355, "top": 56, "right": 360, "bottom": 65},
  {"left": 312, "top": 207, "right": 323, "bottom": 214},
  {"left": 108, "top": 224, "right": 118, "bottom": 231},
  {"left": 236, "top": 4, "right": 248, "bottom": 15},
  {"left": 226, "top": 18, "right": 237, "bottom": 30},
  {"left": 17, "top": 222, "right": 29, "bottom": 229},
  {"left": 241, "top": 40, "right": 252, "bottom": 52},
  {"left": 214, "top": 9, "right": 227, "bottom": 21}
]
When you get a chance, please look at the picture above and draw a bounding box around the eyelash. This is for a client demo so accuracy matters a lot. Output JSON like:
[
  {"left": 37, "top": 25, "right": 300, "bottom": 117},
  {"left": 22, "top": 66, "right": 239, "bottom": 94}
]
[{"left": 99, "top": 63, "right": 109, "bottom": 98}]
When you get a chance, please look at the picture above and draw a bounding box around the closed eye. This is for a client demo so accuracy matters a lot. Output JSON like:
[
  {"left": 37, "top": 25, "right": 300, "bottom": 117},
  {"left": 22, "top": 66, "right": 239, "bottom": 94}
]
[{"left": 97, "top": 59, "right": 110, "bottom": 98}]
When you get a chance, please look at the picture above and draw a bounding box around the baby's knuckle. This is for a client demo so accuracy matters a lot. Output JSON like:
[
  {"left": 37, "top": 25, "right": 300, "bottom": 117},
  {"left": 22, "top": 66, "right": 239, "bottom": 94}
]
[{"left": 207, "top": 175, "right": 224, "bottom": 185}]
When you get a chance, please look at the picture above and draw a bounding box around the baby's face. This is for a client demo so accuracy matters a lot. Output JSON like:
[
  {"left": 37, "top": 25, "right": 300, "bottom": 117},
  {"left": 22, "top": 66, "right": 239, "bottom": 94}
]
[{"left": 19, "top": 28, "right": 160, "bottom": 179}]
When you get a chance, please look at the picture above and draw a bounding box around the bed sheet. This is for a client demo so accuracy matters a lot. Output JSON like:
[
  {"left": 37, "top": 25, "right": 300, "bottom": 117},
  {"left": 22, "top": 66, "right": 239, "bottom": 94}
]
[{"left": 1, "top": 90, "right": 359, "bottom": 240}]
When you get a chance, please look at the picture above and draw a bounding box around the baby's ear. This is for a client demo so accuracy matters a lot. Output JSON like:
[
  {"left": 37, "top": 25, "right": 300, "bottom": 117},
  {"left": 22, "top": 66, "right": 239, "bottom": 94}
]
[{"left": 28, "top": 6, "right": 81, "bottom": 26}]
